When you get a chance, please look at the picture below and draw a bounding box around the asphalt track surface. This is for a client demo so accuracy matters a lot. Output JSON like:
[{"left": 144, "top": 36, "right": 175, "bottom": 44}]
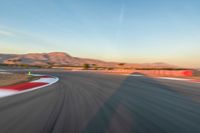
[{"left": 0, "top": 71, "right": 200, "bottom": 133}]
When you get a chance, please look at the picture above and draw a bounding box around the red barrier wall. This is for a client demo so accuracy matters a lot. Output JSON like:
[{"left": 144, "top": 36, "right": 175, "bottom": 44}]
[{"left": 102, "top": 70, "right": 193, "bottom": 77}]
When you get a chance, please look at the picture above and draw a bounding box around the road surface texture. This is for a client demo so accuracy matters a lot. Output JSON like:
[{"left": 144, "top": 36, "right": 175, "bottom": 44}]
[{"left": 0, "top": 71, "right": 200, "bottom": 133}]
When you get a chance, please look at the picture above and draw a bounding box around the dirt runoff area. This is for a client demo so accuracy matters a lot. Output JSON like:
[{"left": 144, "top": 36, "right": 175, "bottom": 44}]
[{"left": 0, "top": 73, "right": 35, "bottom": 87}]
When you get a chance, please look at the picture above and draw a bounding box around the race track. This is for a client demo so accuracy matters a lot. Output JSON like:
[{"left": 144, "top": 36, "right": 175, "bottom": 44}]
[{"left": 0, "top": 71, "right": 200, "bottom": 133}]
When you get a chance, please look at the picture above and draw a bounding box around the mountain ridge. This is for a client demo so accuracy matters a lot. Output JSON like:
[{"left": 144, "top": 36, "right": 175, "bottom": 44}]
[{"left": 0, "top": 52, "right": 176, "bottom": 68}]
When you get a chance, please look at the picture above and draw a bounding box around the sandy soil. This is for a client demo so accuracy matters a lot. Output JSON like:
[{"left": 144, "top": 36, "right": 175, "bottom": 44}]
[{"left": 0, "top": 73, "right": 34, "bottom": 87}]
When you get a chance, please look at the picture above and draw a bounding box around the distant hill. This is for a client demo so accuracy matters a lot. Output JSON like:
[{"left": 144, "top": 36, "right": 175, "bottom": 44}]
[{"left": 0, "top": 52, "right": 176, "bottom": 68}]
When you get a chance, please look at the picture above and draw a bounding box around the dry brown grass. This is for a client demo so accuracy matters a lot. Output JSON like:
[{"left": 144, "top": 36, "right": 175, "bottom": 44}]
[
  {"left": 0, "top": 73, "right": 33, "bottom": 87},
  {"left": 188, "top": 76, "right": 200, "bottom": 80}
]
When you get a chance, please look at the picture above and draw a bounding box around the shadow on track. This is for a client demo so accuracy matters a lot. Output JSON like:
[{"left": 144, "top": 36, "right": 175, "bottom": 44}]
[{"left": 82, "top": 72, "right": 200, "bottom": 133}]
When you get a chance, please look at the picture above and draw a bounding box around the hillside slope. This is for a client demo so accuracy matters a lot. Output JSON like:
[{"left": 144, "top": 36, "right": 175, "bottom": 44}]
[{"left": 0, "top": 52, "right": 175, "bottom": 68}]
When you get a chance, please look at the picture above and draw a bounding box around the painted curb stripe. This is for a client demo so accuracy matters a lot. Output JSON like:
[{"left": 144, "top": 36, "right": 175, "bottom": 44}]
[
  {"left": 157, "top": 77, "right": 200, "bottom": 83},
  {"left": 1, "top": 82, "right": 48, "bottom": 91},
  {"left": 0, "top": 90, "right": 18, "bottom": 97},
  {"left": 190, "top": 79, "right": 200, "bottom": 83},
  {"left": 120, "top": 74, "right": 200, "bottom": 84},
  {"left": 31, "top": 78, "right": 57, "bottom": 84},
  {"left": 0, "top": 74, "right": 59, "bottom": 98},
  {"left": 158, "top": 77, "right": 189, "bottom": 81}
]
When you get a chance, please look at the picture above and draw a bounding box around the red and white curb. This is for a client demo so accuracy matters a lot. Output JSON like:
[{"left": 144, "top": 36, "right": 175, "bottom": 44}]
[
  {"left": 120, "top": 74, "right": 200, "bottom": 84},
  {"left": 157, "top": 77, "right": 200, "bottom": 83},
  {"left": 0, "top": 74, "right": 59, "bottom": 98}
]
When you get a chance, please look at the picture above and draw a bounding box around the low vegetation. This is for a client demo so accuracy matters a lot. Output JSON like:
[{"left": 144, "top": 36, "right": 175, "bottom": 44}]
[
  {"left": 0, "top": 63, "right": 52, "bottom": 69},
  {"left": 83, "top": 64, "right": 90, "bottom": 70}
]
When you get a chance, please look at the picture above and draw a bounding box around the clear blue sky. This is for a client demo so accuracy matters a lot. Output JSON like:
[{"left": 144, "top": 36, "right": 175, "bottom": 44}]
[{"left": 0, "top": 0, "right": 200, "bottom": 67}]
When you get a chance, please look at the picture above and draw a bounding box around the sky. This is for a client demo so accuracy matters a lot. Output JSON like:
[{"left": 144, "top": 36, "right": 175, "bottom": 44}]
[{"left": 0, "top": 0, "right": 200, "bottom": 68}]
